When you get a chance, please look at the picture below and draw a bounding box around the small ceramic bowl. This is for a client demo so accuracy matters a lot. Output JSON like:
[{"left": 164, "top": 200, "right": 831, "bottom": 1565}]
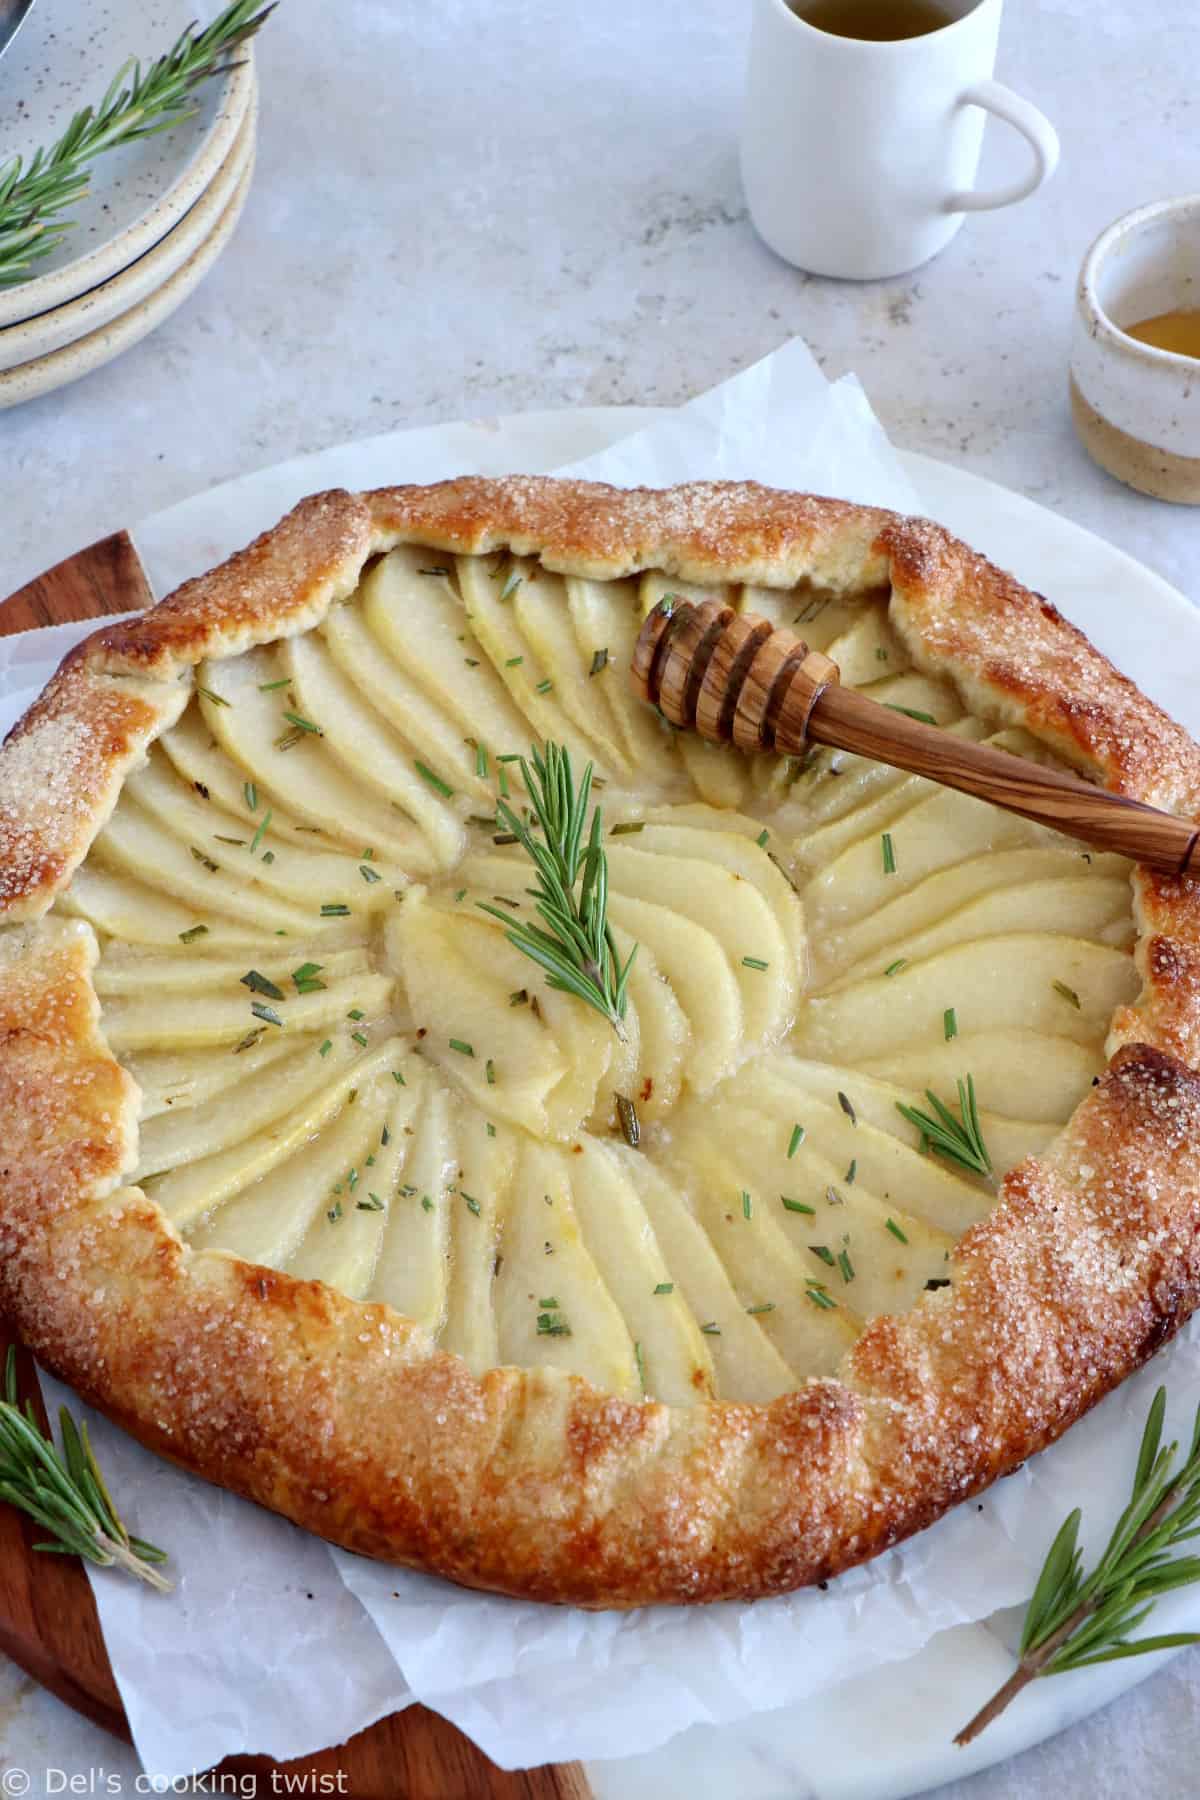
[{"left": 1071, "top": 195, "right": 1200, "bottom": 503}]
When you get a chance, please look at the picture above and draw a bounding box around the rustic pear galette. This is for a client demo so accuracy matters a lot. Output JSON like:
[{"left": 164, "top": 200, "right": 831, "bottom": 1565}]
[{"left": 3, "top": 478, "right": 1200, "bottom": 1607}]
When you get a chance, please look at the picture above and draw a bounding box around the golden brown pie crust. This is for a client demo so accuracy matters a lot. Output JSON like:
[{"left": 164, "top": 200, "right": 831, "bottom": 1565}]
[{"left": 3, "top": 477, "right": 1200, "bottom": 1608}]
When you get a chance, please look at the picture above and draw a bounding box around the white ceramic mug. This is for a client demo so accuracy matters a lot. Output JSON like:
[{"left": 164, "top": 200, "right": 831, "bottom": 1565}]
[{"left": 741, "top": 0, "right": 1059, "bottom": 280}]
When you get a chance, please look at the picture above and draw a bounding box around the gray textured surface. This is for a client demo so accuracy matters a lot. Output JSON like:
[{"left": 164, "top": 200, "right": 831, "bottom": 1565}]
[{"left": 2, "top": 0, "right": 1199, "bottom": 1792}]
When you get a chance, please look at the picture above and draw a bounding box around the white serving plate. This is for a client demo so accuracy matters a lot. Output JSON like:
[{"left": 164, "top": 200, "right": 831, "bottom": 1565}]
[
  {"left": 4, "top": 408, "right": 1197, "bottom": 1797},
  {"left": 0, "top": 77, "right": 256, "bottom": 373},
  {"left": 0, "top": 2, "right": 253, "bottom": 329},
  {"left": 0, "top": 136, "right": 254, "bottom": 408}
]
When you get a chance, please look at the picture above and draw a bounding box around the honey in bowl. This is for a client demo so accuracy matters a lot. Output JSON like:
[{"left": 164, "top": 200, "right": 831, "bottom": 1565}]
[
  {"left": 790, "top": 0, "right": 955, "bottom": 41},
  {"left": 1122, "top": 309, "right": 1200, "bottom": 361}
]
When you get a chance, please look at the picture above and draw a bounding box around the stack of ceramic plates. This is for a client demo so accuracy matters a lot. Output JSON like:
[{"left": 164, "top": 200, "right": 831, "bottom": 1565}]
[{"left": 0, "top": 1, "right": 257, "bottom": 409}]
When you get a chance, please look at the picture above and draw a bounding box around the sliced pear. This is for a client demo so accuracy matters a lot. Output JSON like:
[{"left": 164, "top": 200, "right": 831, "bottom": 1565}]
[
  {"left": 606, "top": 890, "right": 742, "bottom": 1089},
  {"left": 456, "top": 556, "right": 614, "bottom": 769},
  {"left": 564, "top": 575, "right": 685, "bottom": 788},
  {"left": 386, "top": 892, "right": 566, "bottom": 1135},
  {"left": 674, "top": 1102, "right": 957, "bottom": 1321},
  {"left": 511, "top": 570, "right": 631, "bottom": 773},
  {"left": 321, "top": 602, "right": 496, "bottom": 805},
  {"left": 824, "top": 605, "right": 912, "bottom": 686},
  {"left": 158, "top": 706, "right": 367, "bottom": 853},
  {"left": 494, "top": 1142, "right": 639, "bottom": 1396},
  {"left": 825, "top": 876, "right": 1133, "bottom": 991},
  {"left": 607, "top": 843, "right": 793, "bottom": 1047},
  {"left": 280, "top": 632, "right": 466, "bottom": 868},
  {"left": 741, "top": 584, "right": 865, "bottom": 646},
  {"left": 731, "top": 1057, "right": 993, "bottom": 1235},
  {"left": 95, "top": 944, "right": 369, "bottom": 997},
  {"left": 811, "top": 847, "right": 1130, "bottom": 985},
  {"left": 615, "top": 1148, "right": 796, "bottom": 1402},
  {"left": 794, "top": 934, "right": 1136, "bottom": 1061},
  {"left": 803, "top": 788, "right": 1069, "bottom": 930},
  {"left": 606, "top": 929, "right": 688, "bottom": 1124},
  {"left": 440, "top": 1104, "right": 518, "bottom": 1374},
  {"left": 666, "top": 1141, "right": 860, "bottom": 1374},
  {"left": 135, "top": 1035, "right": 360, "bottom": 1177},
  {"left": 367, "top": 1068, "right": 453, "bottom": 1329},
  {"left": 57, "top": 863, "right": 263, "bottom": 949},
  {"left": 282, "top": 1064, "right": 423, "bottom": 1296},
  {"left": 857, "top": 1030, "right": 1102, "bottom": 1125},
  {"left": 361, "top": 548, "right": 531, "bottom": 749},
  {"left": 188, "top": 1073, "right": 392, "bottom": 1267},
  {"left": 146, "top": 1038, "right": 405, "bottom": 1229},
  {"left": 677, "top": 737, "right": 749, "bottom": 809},
  {"left": 198, "top": 646, "right": 429, "bottom": 867},
  {"left": 628, "top": 822, "right": 806, "bottom": 965},
  {"left": 95, "top": 798, "right": 319, "bottom": 936},
  {"left": 103, "top": 970, "right": 394, "bottom": 1053},
  {"left": 568, "top": 1137, "right": 714, "bottom": 1404},
  {"left": 126, "top": 1033, "right": 306, "bottom": 1119}
]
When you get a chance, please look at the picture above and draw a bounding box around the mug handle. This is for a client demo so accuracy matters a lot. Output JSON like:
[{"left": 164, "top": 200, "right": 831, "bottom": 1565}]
[{"left": 946, "top": 80, "right": 1060, "bottom": 213}]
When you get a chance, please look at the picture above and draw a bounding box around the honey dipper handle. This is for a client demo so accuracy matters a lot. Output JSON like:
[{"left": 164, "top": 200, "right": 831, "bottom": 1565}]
[
  {"left": 632, "top": 597, "right": 1200, "bottom": 880},
  {"left": 816, "top": 685, "right": 1200, "bottom": 876}
]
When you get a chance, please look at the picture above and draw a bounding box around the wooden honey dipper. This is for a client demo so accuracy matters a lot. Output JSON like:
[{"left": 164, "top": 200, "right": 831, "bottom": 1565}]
[{"left": 631, "top": 596, "right": 1200, "bottom": 879}]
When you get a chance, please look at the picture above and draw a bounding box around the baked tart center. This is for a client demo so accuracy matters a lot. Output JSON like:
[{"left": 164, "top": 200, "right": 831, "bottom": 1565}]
[{"left": 55, "top": 545, "right": 1138, "bottom": 1408}]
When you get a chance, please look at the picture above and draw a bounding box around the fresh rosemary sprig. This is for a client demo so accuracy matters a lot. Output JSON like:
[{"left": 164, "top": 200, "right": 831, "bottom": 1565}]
[
  {"left": 0, "top": 1350, "right": 171, "bottom": 1590},
  {"left": 0, "top": 0, "right": 277, "bottom": 287},
  {"left": 896, "top": 1074, "right": 992, "bottom": 1178},
  {"left": 956, "top": 1386, "right": 1200, "bottom": 1746},
  {"left": 478, "top": 742, "right": 637, "bottom": 1040}
]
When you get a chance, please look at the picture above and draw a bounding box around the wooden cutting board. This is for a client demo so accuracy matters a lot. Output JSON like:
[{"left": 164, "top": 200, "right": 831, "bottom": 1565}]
[{"left": 0, "top": 534, "right": 593, "bottom": 1800}]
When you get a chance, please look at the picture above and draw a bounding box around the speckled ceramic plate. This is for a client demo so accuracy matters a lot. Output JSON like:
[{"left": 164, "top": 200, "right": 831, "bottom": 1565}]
[
  {"left": 0, "top": 1, "right": 253, "bottom": 331},
  {"left": 0, "top": 141, "right": 253, "bottom": 408},
  {"left": 0, "top": 78, "right": 256, "bottom": 373}
]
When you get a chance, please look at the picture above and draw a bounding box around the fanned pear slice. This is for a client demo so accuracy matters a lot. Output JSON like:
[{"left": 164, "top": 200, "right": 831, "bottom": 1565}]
[
  {"left": 95, "top": 943, "right": 369, "bottom": 996},
  {"left": 511, "top": 571, "right": 631, "bottom": 774},
  {"left": 197, "top": 646, "right": 430, "bottom": 868},
  {"left": 793, "top": 934, "right": 1138, "bottom": 1061},
  {"left": 288, "top": 1059, "right": 426, "bottom": 1298},
  {"left": 189, "top": 1075, "right": 392, "bottom": 1268},
  {"left": 102, "top": 970, "right": 394, "bottom": 1053},
  {"left": 668, "top": 1140, "right": 861, "bottom": 1374},
  {"left": 811, "top": 847, "right": 1130, "bottom": 986},
  {"left": 803, "top": 788, "right": 1068, "bottom": 931},
  {"left": 790, "top": 728, "right": 990, "bottom": 876},
  {"left": 605, "top": 928, "right": 688, "bottom": 1124},
  {"left": 679, "top": 1101, "right": 955, "bottom": 1320},
  {"left": 57, "top": 863, "right": 263, "bottom": 949},
  {"left": 280, "top": 632, "right": 466, "bottom": 868},
  {"left": 320, "top": 603, "right": 496, "bottom": 805},
  {"left": 740, "top": 583, "right": 864, "bottom": 645},
  {"left": 823, "top": 606, "right": 912, "bottom": 686},
  {"left": 493, "top": 1142, "right": 639, "bottom": 1398},
  {"left": 361, "top": 548, "right": 532, "bottom": 748},
  {"left": 154, "top": 1037, "right": 405, "bottom": 1231},
  {"left": 824, "top": 875, "right": 1134, "bottom": 991},
  {"left": 94, "top": 799, "right": 319, "bottom": 936},
  {"left": 126, "top": 1033, "right": 305, "bottom": 1119},
  {"left": 135, "top": 1035, "right": 361, "bottom": 1177},
  {"left": 614, "top": 1148, "right": 794, "bottom": 1403},
  {"left": 126, "top": 750, "right": 401, "bottom": 911},
  {"left": 386, "top": 892, "right": 566, "bottom": 1135},
  {"left": 564, "top": 575, "right": 685, "bottom": 788},
  {"left": 605, "top": 890, "right": 742, "bottom": 1090},
  {"left": 857, "top": 1030, "right": 1103, "bottom": 1125},
  {"left": 440, "top": 1103, "right": 518, "bottom": 1374},
  {"left": 456, "top": 556, "right": 615, "bottom": 770},
  {"left": 736, "top": 1056, "right": 993, "bottom": 1236},
  {"left": 365, "top": 1065, "right": 454, "bottom": 1328},
  {"left": 568, "top": 1136, "right": 714, "bottom": 1405},
  {"left": 627, "top": 822, "right": 806, "bottom": 965},
  {"left": 607, "top": 843, "right": 794, "bottom": 1049},
  {"left": 158, "top": 707, "right": 367, "bottom": 853}
]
